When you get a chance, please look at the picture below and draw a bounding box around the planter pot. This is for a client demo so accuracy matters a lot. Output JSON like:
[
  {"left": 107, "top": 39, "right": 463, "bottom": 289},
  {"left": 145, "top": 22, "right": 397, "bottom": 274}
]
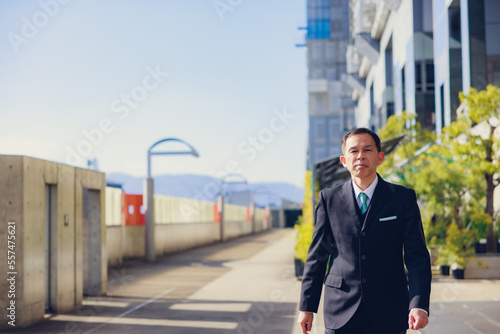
[
  {"left": 475, "top": 242, "right": 486, "bottom": 254},
  {"left": 440, "top": 265, "right": 450, "bottom": 276},
  {"left": 452, "top": 268, "right": 465, "bottom": 279},
  {"left": 294, "top": 258, "right": 305, "bottom": 278}
]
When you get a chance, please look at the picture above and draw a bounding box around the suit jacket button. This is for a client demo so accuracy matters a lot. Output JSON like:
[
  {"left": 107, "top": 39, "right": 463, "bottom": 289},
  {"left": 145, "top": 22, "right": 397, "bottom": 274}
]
[
  {"left": 361, "top": 255, "right": 366, "bottom": 260},
  {"left": 362, "top": 278, "right": 367, "bottom": 283},
  {"left": 361, "top": 232, "right": 366, "bottom": 237}
]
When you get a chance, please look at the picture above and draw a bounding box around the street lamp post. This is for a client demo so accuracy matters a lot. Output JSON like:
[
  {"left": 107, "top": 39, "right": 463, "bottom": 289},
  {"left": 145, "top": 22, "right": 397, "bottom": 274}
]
[
  {"left": 144, "top": 138, "right": 199, "bottom": 262},
  {"left": 218, "top": 173, "right": 252, "bottom": 242}
]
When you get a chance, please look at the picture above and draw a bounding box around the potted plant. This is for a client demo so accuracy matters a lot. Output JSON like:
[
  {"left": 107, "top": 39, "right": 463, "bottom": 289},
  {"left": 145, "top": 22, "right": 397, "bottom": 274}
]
[
  {"left": 294, "top": 215, "right": 313, "bottom": 279},
  {"left": 436, "top": 246, "right": 451, "bottom": 276},
  {"left": 445, "top": 223, "right": 476, "bottom": 279},
  {"left": 294, "top": 170, "right": 317, "bottom": 279}
]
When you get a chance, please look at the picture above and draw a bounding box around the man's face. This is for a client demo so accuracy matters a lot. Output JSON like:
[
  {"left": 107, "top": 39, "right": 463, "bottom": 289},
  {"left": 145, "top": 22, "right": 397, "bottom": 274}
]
[{"left": 340, "top": 133, "right": 385, "bottom": 181}]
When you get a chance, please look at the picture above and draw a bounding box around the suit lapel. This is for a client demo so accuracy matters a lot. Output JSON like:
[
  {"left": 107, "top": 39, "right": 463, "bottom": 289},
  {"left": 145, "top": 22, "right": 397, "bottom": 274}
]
[
  {"left": 340, "top": 181, "right": 363, "bottom": 228},
  {"left": 362, "top": 175, "right": 391, "bottom": 230}
]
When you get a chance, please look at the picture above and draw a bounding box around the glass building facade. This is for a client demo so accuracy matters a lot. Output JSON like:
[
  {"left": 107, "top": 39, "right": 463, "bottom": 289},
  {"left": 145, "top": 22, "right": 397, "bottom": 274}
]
[
  {"left": 434, "top": 0, "right": 500, "bottom": 132},
  {"left": 306, "top": 0, "right": 356, "bottom": 167}
]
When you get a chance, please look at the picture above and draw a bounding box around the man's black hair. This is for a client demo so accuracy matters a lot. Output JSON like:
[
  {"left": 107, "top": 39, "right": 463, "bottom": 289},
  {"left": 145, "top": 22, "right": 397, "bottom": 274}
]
[{"left": 341, "top": 128, "right": 382, "bottom": 153}]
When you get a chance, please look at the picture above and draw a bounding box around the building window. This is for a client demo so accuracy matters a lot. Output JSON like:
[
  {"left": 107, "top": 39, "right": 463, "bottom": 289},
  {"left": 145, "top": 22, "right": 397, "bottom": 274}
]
[
  {"left": 440, "top": 84, "right": 445, "bottom": 128},
  {"left": 385, "top": 47, "right": 393, "bottom": 86},
  {"left": 314, "top": 118, "right": 326, "bottom": 137},
  {"left": 415, "top": 63, "right": 422, "bottom": 91},
  {"left": 315, "top": 147, "right": 327, "bottom": 161},
  {"left": 311, "top": 43, "right": 323, "bottom": 60},
  {"left": 343, "top": 109, "right": 354, "bottom": 131},
  {"left": 331, "top": 0, "right": 343, "bottom": 7},
  {"left": 489, "top": 59, "right": 500, "bottom": 86},
  {"left": 426, "top": 63, "right": 435, "bottom": 91},
  {"left": 387, "top": 102, "right": 394, "bottom": 118},
  {"left": 402, "top": 66, "right": 406, "bottom": 112},
  {"left": 370, "top": 84, "right": 375, "bottom": 117},
  {"left": 313, "top": 118, "right": 326, "bottom": 144},
  {"left": 415, "top": 61, "right": 435, "bottom": 92},
  {"left": 307, "top": 0, "right": 330, "bottom": 39},
  {"left": 312, "top": 68, "right": 324, "bottom": 78},
  {"left": 315, "top": 95, "right": 326, "bottom": 112},
  {"left": 329, "top": 117, "right": 340, "bottom": 138},
  {"left": 326, "top": 68, "right": 337, "bottom": 80},
  {"left": 331, "top": 20, "right": 343, "bottom": 33},
  {"left": 326, "top": 43, "right": 335, "bottom": 60}
]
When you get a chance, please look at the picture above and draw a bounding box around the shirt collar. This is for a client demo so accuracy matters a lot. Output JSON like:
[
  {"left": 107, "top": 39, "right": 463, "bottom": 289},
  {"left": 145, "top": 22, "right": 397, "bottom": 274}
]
[{"left": 352, "top": 176, "right": 378, "bottom": 200}]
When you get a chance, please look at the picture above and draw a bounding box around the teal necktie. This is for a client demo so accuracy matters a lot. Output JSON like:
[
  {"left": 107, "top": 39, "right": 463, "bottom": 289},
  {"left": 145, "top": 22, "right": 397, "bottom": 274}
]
[{"left": 359, "top": 193, "right": 368, "bottom": 214}]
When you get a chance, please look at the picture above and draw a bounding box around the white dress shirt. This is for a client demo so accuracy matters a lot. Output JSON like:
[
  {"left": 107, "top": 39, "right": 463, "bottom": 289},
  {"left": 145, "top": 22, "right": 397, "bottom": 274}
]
[{"left": 352, "top": 177, "right": 378, "bottom": 210}]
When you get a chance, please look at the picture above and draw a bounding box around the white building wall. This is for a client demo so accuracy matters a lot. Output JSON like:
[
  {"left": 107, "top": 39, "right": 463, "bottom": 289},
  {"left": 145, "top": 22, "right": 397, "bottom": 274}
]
[
  {"left": 355, "top": 0, "right": 417, "bottom": 128},
  {"left": 433, "top": 0, "right": 451, "bottom": 132}
]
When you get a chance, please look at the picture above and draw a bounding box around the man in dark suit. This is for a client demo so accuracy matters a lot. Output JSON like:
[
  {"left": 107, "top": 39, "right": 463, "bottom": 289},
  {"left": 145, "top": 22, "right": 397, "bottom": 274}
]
[{"left": 298, "top": 128, "right": 431, "bottom": 334}]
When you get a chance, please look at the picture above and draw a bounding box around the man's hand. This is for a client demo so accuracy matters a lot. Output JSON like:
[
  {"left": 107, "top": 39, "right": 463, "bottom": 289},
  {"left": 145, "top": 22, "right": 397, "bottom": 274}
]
[
  {"left": 297, "top": 311, "right": 314, "bottom": 334},
  {"left": 408, "top": 308, "right": 428, "bottom": 330}
]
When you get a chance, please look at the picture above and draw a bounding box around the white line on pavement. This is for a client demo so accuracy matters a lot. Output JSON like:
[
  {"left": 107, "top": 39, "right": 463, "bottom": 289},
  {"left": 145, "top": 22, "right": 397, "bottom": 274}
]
[{"left": 82, "top": 287, "right": 176, "bottom": 334}]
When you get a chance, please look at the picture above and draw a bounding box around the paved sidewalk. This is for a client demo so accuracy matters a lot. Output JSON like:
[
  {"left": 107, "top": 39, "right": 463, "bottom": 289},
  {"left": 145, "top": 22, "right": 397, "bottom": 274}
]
[
  {"left": 421, "top": 276, "right": 500, "bottom": 333},
  {"left": 4, "top": 229, "right": 301, "bottom": 334},
  {"left": 291, "top": 274, "right": 500, "bottom": 334},
  {"left": 4, "top": 229, "right": 500, "bottom": 334}
]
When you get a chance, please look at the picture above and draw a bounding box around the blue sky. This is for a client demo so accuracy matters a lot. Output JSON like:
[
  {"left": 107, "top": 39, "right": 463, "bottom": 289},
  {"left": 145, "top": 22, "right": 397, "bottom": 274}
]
[{"left": 0, "top": 0, "right": 308, "bottom": 187}]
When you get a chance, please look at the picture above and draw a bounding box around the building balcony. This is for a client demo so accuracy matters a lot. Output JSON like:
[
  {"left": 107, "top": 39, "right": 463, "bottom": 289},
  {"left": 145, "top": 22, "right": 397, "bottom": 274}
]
[
  {"left": 308, "top": 79, "right": 328, "bottom": 93},
  {"left": 383, "top": 0, "right": 401, "bottom": 12},
  {"left": 371, "top": 2, "right": 391, "bottom": 40},
  {"left": 346, "top": 74, "right": 366, "bottom": 97},
  {"left": 346, "top": 44, "right": 362, "bottom": 74},
  {"left": 359, "top": 57, "right": 371, "bottom": 79},
  {"left": 355, "top": 32, "right": 380, "bottom": 65}
]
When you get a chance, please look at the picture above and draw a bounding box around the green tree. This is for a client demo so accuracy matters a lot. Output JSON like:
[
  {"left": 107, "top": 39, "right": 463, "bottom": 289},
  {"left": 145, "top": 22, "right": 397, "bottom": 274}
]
[
  {"left": 412, "top": 139, "right": 485, "bottom": 245},
  {"left": 446, "top": 84, "right": 500, "bottom": 252},
  {"left": 378, "top": 112, "right": 435, "bottom": 190},
  {"left": 378, "top": 112, "right": 483, "bottom": 249},
  {"left": 295, "top": 170, "right": 319, "bottom": 262}
]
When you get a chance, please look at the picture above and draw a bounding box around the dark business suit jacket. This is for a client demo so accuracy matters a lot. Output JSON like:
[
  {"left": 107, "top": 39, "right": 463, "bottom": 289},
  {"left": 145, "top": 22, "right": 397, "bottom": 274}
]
[{"left": 299, "top": 175, "right": 431, "bottom": 333}]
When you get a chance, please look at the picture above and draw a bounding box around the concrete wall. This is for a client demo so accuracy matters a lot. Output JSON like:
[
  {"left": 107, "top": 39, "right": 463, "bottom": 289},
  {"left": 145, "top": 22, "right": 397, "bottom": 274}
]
[
  {"left": 122, "top": 225, "right": 145, "bottom": 259},
  {"left": 105, "top": 192, "right": 271, "bottom": 263},
  {"left": 106, "top": 226, "right": 123, "bottom": 267},
  {"left": 155, "top": 223, "right": 219, "bottom": 255},
  {"left": 465, "top": 254, "right": 500, "bottom": 279},
  {"left": 105, "top": 187, "right": 122, "bottom": 226},
  {"left": 110, "top": 218, "right": 270, "bottom": 260},
  {"left": 0, "top": 155, "right": 106, "bottom": 329}
]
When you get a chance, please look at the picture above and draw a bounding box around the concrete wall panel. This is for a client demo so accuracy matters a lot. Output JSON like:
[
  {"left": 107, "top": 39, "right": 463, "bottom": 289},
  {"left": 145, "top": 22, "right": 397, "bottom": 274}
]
[
  {"left": 106, "top": 226, "right": 123, "bottom": 268},
  {"left": 0, "top": 155, "right": 106, "bottom": 329},
  {"left": 122, "top": 225, "right": 145, "bottom": 259},
  {"left": 224, "top": 221, "right": 252, "bottom": 240},
  {"left": 0, "top": 156, "right": 24, "bottom": 327},
  {"left": 155, "top": 223, "right": 218, "bottom": 255},
  {"left": 75, "top": 168, "right": 106, "bottom": 300},
  {"left": 465, "top": 255, "right": 500, "bottom": 279},
  {"left": 21, "top": 157, "right": 47, "bottom": 324},
  {"left": 55, "top": 163, "right": 76, "bottom": 312}
]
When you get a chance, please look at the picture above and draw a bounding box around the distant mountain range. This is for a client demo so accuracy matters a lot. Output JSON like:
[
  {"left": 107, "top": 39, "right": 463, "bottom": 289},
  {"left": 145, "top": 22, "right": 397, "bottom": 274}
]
[{"left": 106, "top": 173, "right": 304, "bottom": 208}]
